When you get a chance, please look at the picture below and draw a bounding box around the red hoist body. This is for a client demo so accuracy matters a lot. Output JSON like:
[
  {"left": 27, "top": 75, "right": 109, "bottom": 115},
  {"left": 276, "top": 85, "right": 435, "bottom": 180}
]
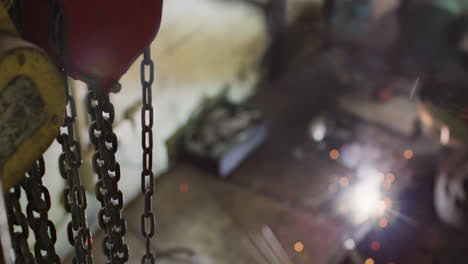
[{"left": 19, "top": 0, "right": 163, "bottom": 90}]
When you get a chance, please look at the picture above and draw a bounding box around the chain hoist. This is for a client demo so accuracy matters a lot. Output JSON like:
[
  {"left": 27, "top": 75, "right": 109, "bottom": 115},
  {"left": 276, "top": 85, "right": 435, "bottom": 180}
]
[
  {"left": 1, "top": 0, "right": 164, "bottom": 263},
  {"left": 140, "top": 48, "right": 156, "bottom": 264}
]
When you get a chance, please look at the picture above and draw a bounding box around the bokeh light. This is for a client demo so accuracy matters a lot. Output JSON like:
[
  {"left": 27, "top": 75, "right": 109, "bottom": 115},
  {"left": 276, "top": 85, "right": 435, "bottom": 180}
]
[
  {"left": 344, "top": 239, "right": 355, "bottom": 250},
  {"left": 371, "top": 241, "right": 380, "bottom": 251},
  {"left": 330, "top": 149, "right": 340, "bottom": 160},
  {"left": 404, "top": 149, "right": 414, "bottom": 159},
  {"left": 294, "top": 242, "right": 304, "bottom": 253},
  {"left": 179, "top": 184, "right": 189, "bottom": 193},
  {"left": 365, "top": 258, "right": 375, "bottom": 264},
  {"left": 379, "top": 217, "right": 389, "bottom": 228},
  {"left": 340, "top": 177, "right": 349, "bottom": 187}
]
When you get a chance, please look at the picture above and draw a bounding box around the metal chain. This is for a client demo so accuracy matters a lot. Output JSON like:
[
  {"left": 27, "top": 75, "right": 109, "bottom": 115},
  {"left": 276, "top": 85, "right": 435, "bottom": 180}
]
[
  {"left": 21, "top": 157, "right": 61, "bottom": 264},
  {"left": 140, "top": 49, "right": 156, "bottom": 264},
  {"left": 56, "top": 74, "right": 93, "bottom": 263},
  {"left": 86, "top": 85, "right": 128, "bottom": 263},
  {"left": 51, "top": 2, "right": 93, "bottom": 262},
  {"left": 5, "top": 186, "right": 35, "bottom": 264}
]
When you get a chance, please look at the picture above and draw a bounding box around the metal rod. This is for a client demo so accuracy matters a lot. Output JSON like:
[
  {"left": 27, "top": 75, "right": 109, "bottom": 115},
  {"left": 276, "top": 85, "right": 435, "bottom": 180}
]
[
  {"left": 248, "top": 231, "right": 281, "bottom": 264},
  {"left": 262, "top": 226, "right": 293, "bottom": 264},
  {"left": 242, "top": 236, "right": 269, "bottom": 264}
]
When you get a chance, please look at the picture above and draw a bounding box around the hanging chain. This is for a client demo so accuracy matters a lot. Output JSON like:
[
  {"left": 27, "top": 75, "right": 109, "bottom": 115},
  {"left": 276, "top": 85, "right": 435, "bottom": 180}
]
[
  {"left": 56, "top": 71, "right": 93, "bottom": 264},
  {"left": 21, "top": 157, "right": 61, "bottom": 264},
  {"left": 4, "top": 6, "right": 61, "bottom": 263},
  {"left": 86, "top": 86, "right": 128, "bottom": 263},
  {"left": 52, "top": 3, "right": 93, "bottom": 262},
  {"left": 140, "top": 49, "right": 156, "bottom": 264},
  {"left": 5, "top": 186, "right": 35, "bottom": 264}
]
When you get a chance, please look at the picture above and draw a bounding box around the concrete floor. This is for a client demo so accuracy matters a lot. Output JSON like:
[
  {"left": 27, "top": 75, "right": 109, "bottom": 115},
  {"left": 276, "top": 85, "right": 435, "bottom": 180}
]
[{"left": 87, "top": 163, "right": 344, "bottom": 264}]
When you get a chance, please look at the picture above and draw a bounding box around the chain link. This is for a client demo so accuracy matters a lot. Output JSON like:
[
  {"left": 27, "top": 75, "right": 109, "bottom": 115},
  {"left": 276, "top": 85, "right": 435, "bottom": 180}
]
[
  {"left": 140, "top": 49, "right": 156, "bottom": 264},
  {"left": 56, "top": 75, "right": 94, "bottom": 264},
  {"left": 21, "top": 157, "right": 61, "bottom": 264},
  {"left": 86, "top": 85, "right": 128, "bottom": 264},
  {"left": 5, "top": 186, "right": 35, "bottom": 264}
]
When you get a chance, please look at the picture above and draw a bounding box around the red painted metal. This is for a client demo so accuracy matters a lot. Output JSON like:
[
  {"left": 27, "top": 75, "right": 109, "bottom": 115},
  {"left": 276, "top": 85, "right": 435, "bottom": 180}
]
[
  {"left": 18, "top": 0, "right": 56, "bottom": 60},
  {"left": 20, "top": 0, "right": 163, "bottom": 91}
]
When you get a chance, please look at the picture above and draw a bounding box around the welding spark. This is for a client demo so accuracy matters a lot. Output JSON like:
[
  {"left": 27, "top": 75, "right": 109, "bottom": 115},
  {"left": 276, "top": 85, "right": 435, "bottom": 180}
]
[
  {"left": 351, "top": 184, "right": 381, "bottom": 217},
  {"left": 387, "top": 208, "right": 418, "bottom": 227},
  {"left": 409, "top": 77, "right": 420, "bottom": 100},
  {"left": 440, "top": 125, "right": 450, "bottom": 145}
]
